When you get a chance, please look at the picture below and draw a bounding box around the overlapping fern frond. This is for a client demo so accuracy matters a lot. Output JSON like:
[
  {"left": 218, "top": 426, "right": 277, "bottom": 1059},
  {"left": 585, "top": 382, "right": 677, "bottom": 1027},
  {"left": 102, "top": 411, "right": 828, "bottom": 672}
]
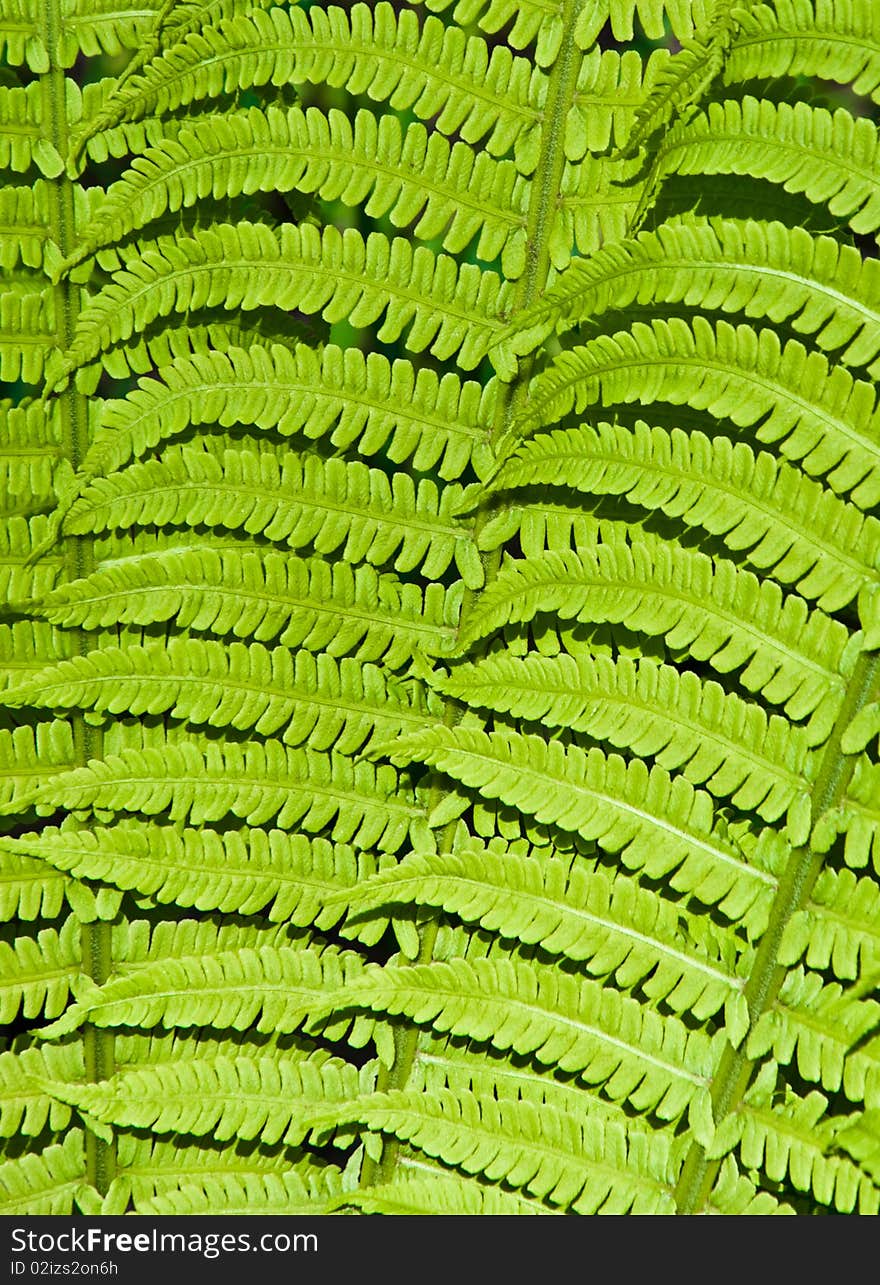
[{"left": 1, "top": 0, "right": 879, "bottom": 1219}]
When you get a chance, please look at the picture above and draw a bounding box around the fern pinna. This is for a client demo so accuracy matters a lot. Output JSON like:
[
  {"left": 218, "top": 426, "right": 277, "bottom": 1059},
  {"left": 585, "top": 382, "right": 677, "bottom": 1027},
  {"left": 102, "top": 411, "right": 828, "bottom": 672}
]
[{"left": 0, "top": 0, "right": 879, "bottom": 1216}]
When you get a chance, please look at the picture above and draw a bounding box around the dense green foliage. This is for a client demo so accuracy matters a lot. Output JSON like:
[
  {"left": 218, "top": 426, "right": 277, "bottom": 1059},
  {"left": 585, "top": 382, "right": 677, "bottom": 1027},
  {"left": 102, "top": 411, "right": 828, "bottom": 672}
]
[{"left": 1, "top": 0, "right": 880, "bottom": 1215}]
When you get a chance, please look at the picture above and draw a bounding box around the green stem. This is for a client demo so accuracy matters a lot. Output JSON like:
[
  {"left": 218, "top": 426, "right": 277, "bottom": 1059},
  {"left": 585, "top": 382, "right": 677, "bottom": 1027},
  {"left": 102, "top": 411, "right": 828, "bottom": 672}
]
[
  {"left": 43, "top": 0, "right": 115, "bottom": 1197},
  {"left": 674, "top": 647, "right": 880, "bottom": 1214},
  {"left": 360, "top": 0, "right": 584, "bottom": 1190}
]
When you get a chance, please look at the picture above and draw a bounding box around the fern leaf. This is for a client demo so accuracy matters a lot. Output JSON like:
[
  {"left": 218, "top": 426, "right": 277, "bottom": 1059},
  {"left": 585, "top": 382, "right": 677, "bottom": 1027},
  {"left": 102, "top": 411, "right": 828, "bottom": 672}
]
[
  {"left": 708, "top": 1080, "right": 880, "bottom": 1214},
  {"left": 0, "top": 1130, "right": 87, "bottom": 1215},
  {"left": 748, "top": 968, "right": 880, "bottom": 1105},
  {"left": 0, "top": 918, "right": 82, "bottom": 1025},
  {"left": 655, "top": 97, "right": 880, "bottom": 236},
  {"left": 77, "top": 343, "right": 494, "bottom": 484},
  {"left": 44, "top": 222, "right": 507, "bottom": 395},
  {"left": 488, "top": 423, "right": 880, "bottom": 611},
  {"left": 779, "top": 867, "right": 880, "bottom": 981},
  {"left": 0, "top": 83, "right": 62, "bottom": 177},
  {"left": 337, "top": 1172, "right": 551, "bottom": 1215},
  {"left": 0, "top": 0, "right": 48, "bottom": 71},
  {"left": 0, "top": 1043, "right": 81, "bottom": 1138},
  {"left": 575, "top": 0, "right": 714, "bottom": 45},
  {"left": 41, "top": 1054, "right": 365, "bottom": 1148},
  {"left": 435, "top": 651, "right": 814, "bottom": 823},
  {"left": 813, "top": 755, "right": 880, "bottom": 873},
  {"left": 138, "top": 1168, "right": 349, "bottom": 1215},
  {"left": 348, "top": 1087, "right": 677, "bottom": 1213},
  {"left": 4, "top": 739, "right": 426, "bottom": 852},
  {"left": 0, "top": 850, "right": 71, "bottom": 923},
  {"left": 566, "top": 49, "right": 669, "bottom": 159},
  {"left": 376, "top": 724, "right": 779, "bottom": 908},
  {"left": 497, "top": 218, "right": 880, "bottom": 378},
  {"left": 71, "top": 3, "right": 541, "bottom": 161},
  {"left": 340, "top": 847, "right": 742, "bottom": 1020},
  {"left": 454, "top": 544, "right": 848, "bottom": 724},
  {"left": 24, "top": 548, "right": 461, "bottom": 664},
  {"left": 0, "top": 722, "right": 77, "bottom": 808},
  {"left": 63, "top": 105, "right": 527, "bottom": 279},
  {"left": 522, "top": 317, "right": 880, "bottom": 509},
  {"left": 2, "top": 639, "right": 443, "bottom": 749},
  {"left": 1, "top": 823, "right": 386, "bottom": 936},
  {"left": 62, "top": 446, "right": 482, "bottom": 586},
  {"left": 313, "top": 957, "right": 718, "bottom": 1132},
  {"left": 40, "top": 945, "right": 366, "bottom": 1039},
  {"left": 724, "top": 0, "right": 880, "bottom": 105}
]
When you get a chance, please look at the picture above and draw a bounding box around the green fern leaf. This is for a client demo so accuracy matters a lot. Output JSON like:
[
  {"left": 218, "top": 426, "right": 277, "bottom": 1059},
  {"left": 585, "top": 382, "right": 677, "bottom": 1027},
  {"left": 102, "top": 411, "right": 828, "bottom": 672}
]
[
  {"left": 39, "top": 944, "right": 366, "bottom": 1039},
  {"left": 0, "top": 1130, "right": 87, "bottom": 1215},
  {"left": 0, "top": 916, "right": 81, "bottom": 1025},
  {"left": 348, "top": 1087, "right": 678, "bottom": 1213},
  {"left": 488, "top": 423, "right": 880, "bottom": 611},
  {"left": 339, "top": 846, "right": 742, "bottom": 1020},
  {"left": 0, "top": 1043, "right": 81, "bottom": 1137},
  {"left": 62, "top": 445, "right": 482, "bottom": 586},
  {"left": 3, "top": 739, "right": 427, "bottom": 852},
  {"left": 1, "top": 823, "right": 387, "bottom": 936},
  {"left": 41, "top": 1054, "right": 365, "bottom": 1147},
  {"left": 655, "top": 97, "right": 880, "bottom": 236},
  {"left": 454, "top": 544, "right": 848, "bottom": 724},
  {"left": 137, "top": 1168, "right": 349, "bottom": 1215},
  {"left": 2, "top": 639, "right": 443, "bottom": 749},
  {"left": 77, "top": 343, "right": 494, "bottom": 483},
  {"left": 312, "top": 956, "right": 718, "bottom": 1133},
  {"left": 23, "top": 548, "right": 461, "bottom": 664},
  {"left": 521, "top": 317, "right": 880, "bottom": 508}
]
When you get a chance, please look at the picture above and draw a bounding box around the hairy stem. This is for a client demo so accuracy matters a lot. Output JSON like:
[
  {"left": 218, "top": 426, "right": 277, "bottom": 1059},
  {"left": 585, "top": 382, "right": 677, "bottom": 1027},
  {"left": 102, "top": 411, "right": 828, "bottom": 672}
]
[
  {"left": 43, "top": 0, "right": 115, "bottom": 1197},
  {"left": 361, "top": 0, "right": 585, "bottom": 1190},
  {"left": 674, "top": 647, "right": 880, "bottom": 1214}
]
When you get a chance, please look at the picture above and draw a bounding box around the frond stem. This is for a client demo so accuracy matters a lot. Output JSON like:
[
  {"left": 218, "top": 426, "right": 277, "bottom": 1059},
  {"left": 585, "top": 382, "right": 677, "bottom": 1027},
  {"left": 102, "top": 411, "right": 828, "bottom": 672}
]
[
  {"left": 44, "top": 0, "right": 115, "bottom": 1198},
  {"left": 674, "top": 645, "right": 880, "bottom": 1214},
  {"left": 360, "top": 0, "right": 585, "bottom": 1191}
]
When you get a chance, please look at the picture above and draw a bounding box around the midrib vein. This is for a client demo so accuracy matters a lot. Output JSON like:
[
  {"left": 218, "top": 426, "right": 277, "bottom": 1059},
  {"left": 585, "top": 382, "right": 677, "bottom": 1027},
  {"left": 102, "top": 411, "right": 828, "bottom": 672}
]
[
  {"left": 673, "top": 647, "right": 880, "bottom": 1213},
  {"left": 43, "top": 0, "right": 115, "bottom": 1197},
  {"left": 362, "top": 0, "right": 587, "bottom": 1194}
]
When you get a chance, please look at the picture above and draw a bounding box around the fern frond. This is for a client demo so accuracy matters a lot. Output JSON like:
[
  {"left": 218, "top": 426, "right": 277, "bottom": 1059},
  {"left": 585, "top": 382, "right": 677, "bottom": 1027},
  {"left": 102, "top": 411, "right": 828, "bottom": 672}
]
[
  {"left": 0, "top": 83, "right": 62, "bottom": 177},
  {"left": 522, "top": 317, "right": 880, "bottom": 509},
  {"left": 334, "top": 1172, "right": 550, "bottom": 1215},
  {"left": 44, "top": 223, "right": 507, "bottom": 395},
  {"left": 314, "top": 956, "right": 718, "bottom": 1132},
  {"left": 488, "top": 424, "right": 880, "bottom": 611},
  {"left": 0, "top": 0, "right": 47, "bottom": 71},
  {"left": 24, "top": 548, "right": 461, "bottom": 664},
  {"left": 0, "top": 850, "right": 70, "bottom": 923},
  {"left": 0, "top": 722, "right": 77, "bottom": 808},
  {"left": 138, "top": 1167, "right": 349, "bottom": 1215},
  {"left": 62, "top": 446, "right": 482, "bottom": 586},
  {"left": 0, "top": 1043, "right": 81, "bottom": 1138},
  {"left": 779, "top": 868, "right": 880, "bottom": 981},
  {"left": 748, "top": 969, "right": 880, "bottom": 1105},
  {"left": 0, "top": 1130, "right": 86, "bottom": 1215},
  {"left": 724, "top": 0, "right": 880, "bottom": 104},
  {"left": 348, "top": 1087, "right": 677, "bottom": 1213},
  {"left": 0, "top": 184, "right": 53, "bottom": 271},
  {"left": 71, "top": 2, "right": 541, "bottom": 161},
  {"left": 2, "top": 640, "right": 443, "bottom": 749},
  {"left": 497, "top": 218, "right": 880, "bottom": 378},
  {"left": 40, "top": 944, "right": 366, "bottom": 1039},
  {"left": 454, "top": 544, "right": 848, "bottom": 724},
  {"left": 655, "top": 98, "right": 880, "bottom": 237},
  {"left": 377, "top": 725, "right": 779, "bottom": 903},
  {"left": 77, "top": 343, "right": 494, "bottom": 484},
  {"left": 708, "top": 1079, "right": 880, "bottom": 1214},
  {"left": 435, "top": 651, "right": 813, "bottom": 823},
  {"left": 62, "top": 105, "right": 527, "bottom": 279},
  {"left": 1, "top": 823, "right": 386, "bottom": 936},
  {"left": 4, "top": 739, "right": 426, "bottom": 852},
  {"left": 339, "top": 847, "right": 742, "bottom": 1020},
  {"left": 0, "top": 284, "right": 55, "bottom": 385},
  {"left": 813, "top": 755, "right": 880, "bottom": 873},
  {"left": 0, "top": 622, "right": 74, "bottom": 689},
  {"left": 0, "top": 917, "right": 81, "bottom": 1025},
  {"left": 575, "top": 0, "right": 714, "bottom": 46},
  {"left": 566, "top": 49, "right": 669, "bottom": 159},
  {"left": 41, "top": 1054, "right": 365, "bottom": 1148}
]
